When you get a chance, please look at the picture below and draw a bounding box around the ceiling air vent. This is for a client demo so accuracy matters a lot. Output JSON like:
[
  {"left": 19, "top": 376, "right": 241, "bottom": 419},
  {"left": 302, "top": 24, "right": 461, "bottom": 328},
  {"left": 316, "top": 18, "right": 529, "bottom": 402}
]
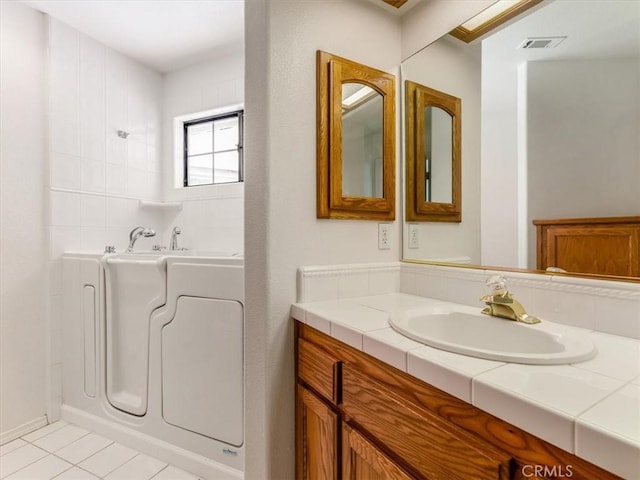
[{"left": 518, "top": 36, "right": 567, "bottom": 49}]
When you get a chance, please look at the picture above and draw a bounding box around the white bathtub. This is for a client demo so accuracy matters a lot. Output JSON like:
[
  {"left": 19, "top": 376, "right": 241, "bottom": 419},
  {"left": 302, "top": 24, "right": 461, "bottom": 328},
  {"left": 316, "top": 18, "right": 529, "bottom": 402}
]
[{"left": 62, "top": 251, "right": 244, "bottom": 480}]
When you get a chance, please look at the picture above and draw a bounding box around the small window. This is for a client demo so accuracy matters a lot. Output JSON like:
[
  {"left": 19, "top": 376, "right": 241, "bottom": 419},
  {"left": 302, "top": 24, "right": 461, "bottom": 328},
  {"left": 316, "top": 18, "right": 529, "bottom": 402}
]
[{"left": 184, "top": 110, "right": 244, "bottom": 187}]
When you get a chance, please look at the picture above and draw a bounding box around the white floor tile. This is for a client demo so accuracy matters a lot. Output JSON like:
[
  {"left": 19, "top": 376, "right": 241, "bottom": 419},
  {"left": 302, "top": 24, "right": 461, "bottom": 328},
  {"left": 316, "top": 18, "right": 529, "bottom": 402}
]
[
  {"left": 0, "top": 440, "right": 27, "bottom": 457},
  {"left": 104, "top": 454, "right": 167, "bottom": 480},
  {"left": 12, "top": 423, "right": 201, "bottom": 480},
  {"left": 21, "top": 422, "right": 68, "bottom": 443},
  {"left": 32, "top": 425, "right": 90, "bottom": 453},
  {"left": 52, "top": 467, "right": 100, "bottom": 479},
  {"left": 55, "top": 433, "right": 113, "bottom": 465},
  {"left": 0, "top": 444, "right": 48, "bottom": 479},
  {"left": 151, "top": 465, "right": 201, "bottom": 480},
  {"left": 4, "top": 455, "right": 71, "bottom": 480},
  {"left": 78, "top": 443, "right": 138, "bottom": 478}
]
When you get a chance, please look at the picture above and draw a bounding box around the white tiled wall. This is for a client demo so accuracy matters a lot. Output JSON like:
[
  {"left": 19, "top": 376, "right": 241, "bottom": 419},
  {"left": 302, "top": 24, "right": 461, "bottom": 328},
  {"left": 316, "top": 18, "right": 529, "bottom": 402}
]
[
  {"left": 46, "top": 17, "right": 164, "bottom": 420},
  {"left": 161, "top": 52, "right": 244, "bottom": 253},
  {"left": 297, "top": 262, "right": 640, "bottom": 340},
  {"left": 43, "top": 18, "right": 246, "bottom": 421},
  {"left": 161, "top": 196, "right": 243, "bottom": 254}
]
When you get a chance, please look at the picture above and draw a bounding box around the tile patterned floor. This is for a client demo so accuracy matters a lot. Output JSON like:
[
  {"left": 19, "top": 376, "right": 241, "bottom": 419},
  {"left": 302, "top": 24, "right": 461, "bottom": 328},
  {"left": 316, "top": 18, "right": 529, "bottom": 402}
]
[{"left": 0, "top": 422, "right": 202, "bottom": 480}]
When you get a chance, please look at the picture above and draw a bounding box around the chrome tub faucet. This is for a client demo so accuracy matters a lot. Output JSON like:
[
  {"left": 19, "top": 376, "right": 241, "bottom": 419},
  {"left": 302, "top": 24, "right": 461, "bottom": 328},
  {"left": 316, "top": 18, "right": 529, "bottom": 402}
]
[
  {"left": 170, "top": 226, "right": 181, "bottom": 250},
  {"left": 127, "top": 226, "right": 156, "bottom": 252}
]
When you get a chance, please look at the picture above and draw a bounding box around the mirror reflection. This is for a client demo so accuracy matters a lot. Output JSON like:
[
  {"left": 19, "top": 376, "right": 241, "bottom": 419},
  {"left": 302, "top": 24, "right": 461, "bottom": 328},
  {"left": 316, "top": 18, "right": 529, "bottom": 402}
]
[
  {"left": 402, "top": 0, "right": 640, "bottom": 278},
  {"left": 423, "top": 106, "right": 453, "bottom": 203},
  {"left": 341, "top": 83, "right": 384, "bottom": 198}
]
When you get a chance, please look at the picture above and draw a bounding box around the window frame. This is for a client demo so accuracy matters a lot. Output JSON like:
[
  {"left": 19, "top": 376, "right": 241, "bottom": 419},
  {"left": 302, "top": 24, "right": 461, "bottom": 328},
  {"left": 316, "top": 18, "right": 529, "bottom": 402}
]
[{"left": 183, "top": 109, "right": 244, "bottom": 187}]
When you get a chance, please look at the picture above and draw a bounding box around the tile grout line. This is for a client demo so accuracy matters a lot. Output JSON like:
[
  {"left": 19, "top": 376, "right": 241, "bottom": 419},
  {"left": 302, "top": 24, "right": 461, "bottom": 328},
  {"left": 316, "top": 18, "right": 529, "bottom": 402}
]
[
  {"left": 16, "top": 425, "right": 127, "bottom": 480},
  {"left": 148, "top": 464, "right": 170, "bottom": 480},
  {"left": 47, "top": 438, "right": 115, "bottom": 474},
  {"left": 0, "top": 443, "right": 51, "bottom": 480},
  {"left": 7, "top": 424, "right": 92, "bottom": 480},
  {"left": 12, "top": 423, "right": 198, "bottom": 480},
  {"left": 102, "top": 452, "right": 144, "bottom": 479}
]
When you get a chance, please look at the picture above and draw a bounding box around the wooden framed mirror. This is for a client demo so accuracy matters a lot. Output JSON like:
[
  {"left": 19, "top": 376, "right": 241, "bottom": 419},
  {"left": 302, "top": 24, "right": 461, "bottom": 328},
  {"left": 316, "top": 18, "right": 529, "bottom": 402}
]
[
  {"left": 317, "top": 51, "right": 396, "bottom": 220},
  {"left": 405, "top": 80, "right": 461, "bottom": 222}
]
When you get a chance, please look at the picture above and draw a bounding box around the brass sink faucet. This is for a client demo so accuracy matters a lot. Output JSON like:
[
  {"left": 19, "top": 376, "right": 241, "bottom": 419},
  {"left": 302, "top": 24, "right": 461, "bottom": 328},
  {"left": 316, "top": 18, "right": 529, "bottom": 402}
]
[{"left": 480, "top": 275, "right": 541, "bottom": 324}]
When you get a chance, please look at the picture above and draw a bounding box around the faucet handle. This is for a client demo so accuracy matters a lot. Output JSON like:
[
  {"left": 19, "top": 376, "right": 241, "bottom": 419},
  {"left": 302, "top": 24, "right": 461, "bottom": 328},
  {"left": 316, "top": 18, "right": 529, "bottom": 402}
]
[{"left": 485, "top": 274, "right": 507, "bottom": 295}]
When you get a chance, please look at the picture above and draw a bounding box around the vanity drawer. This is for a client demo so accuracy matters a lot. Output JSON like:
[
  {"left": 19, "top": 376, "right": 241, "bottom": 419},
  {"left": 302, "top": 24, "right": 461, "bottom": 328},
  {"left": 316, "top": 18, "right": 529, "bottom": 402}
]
[
  {"left": 342, "top": 364, "right": 512, "bottom": 480},
  {"left": 298, "top": 338, "right": 340, "bottom": 404}
]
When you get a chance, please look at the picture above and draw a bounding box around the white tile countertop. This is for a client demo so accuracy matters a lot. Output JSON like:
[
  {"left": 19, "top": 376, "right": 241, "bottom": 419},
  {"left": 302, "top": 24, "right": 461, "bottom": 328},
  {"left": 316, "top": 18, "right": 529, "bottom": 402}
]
[{"left": 291, "top": 293, "right": 640, "bottom": 479}]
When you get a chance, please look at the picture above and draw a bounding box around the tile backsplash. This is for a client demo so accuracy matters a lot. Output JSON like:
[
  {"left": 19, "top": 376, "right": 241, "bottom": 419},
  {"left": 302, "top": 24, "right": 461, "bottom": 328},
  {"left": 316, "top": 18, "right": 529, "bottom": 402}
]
[
  {"left": 297, "top": 261, "right": 640, "bottom": 340},
  {"left": 297, "top": 263, "right": 400, "bottom": 303}
]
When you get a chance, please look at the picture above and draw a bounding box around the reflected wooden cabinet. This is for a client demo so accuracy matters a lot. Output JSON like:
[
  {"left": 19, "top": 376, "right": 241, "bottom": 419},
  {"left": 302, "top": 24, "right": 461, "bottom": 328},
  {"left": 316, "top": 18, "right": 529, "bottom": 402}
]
[
  {"left": 295, "top": 322, "right": 619, "bottom": 480},
  {"left": 405, "top": 80, "right": 461, "bottom": 222},
  {"left": 534, "top": 216, "right": 640, "bottom": 277}
]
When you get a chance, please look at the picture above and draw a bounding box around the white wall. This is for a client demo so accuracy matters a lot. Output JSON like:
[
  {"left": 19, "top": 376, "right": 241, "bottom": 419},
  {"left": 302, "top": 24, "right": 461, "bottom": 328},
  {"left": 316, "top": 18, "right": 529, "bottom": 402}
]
[
  {"left": 402, "top": 36, "right": 482, "bottom": 263},
  {"left": 482, "top": 53, "right": 640, "bottom": 270},
  {"left": 46, "top": 17, "right": 164, "bottom": 419},
  {"left": 526, "top": 58, "right": 640, "bottom": 267},
  {"left": 244, "top": 1, "right": 401, "bottom": 477},
  {"left": 162, "top": 52, "right": 244, "bottom": 253},
  {"left": 480, "top": 34, "right": 522, "bottom": 268},
  {"left": 0, "top": 0, "right": 47, "bottom": 440}
]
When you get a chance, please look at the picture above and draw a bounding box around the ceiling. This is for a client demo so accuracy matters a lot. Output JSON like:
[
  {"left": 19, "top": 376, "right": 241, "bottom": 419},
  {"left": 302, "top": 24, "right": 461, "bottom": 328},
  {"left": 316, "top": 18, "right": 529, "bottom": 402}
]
[
  {"left": 19, "top": 0, "right": 430, "bottom": 73},
  {"left": 486, "top": 0, "right": 640, "bottom": 67},
  {"left": 20, "top": 0, "right": 244, "bottom": 73},
  {"left": 367, "top": 0, "right": 424, "bottom": 16}
]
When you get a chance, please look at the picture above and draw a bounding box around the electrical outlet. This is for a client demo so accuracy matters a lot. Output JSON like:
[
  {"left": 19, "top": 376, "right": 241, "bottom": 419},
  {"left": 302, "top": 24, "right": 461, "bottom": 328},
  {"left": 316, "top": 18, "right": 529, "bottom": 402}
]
[
  {"left": 408, "top": 224, "right": 419, "bottom": 249},
  {"left": 378, "top": 223, "right": 390, "bottom": 250}
]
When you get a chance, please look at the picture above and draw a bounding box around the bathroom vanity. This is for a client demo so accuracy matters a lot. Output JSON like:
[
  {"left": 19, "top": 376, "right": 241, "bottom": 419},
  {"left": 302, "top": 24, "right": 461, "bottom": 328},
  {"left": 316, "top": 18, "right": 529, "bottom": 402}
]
[{"left": 293, "top": 293, "right": 639, "bottom": 480}]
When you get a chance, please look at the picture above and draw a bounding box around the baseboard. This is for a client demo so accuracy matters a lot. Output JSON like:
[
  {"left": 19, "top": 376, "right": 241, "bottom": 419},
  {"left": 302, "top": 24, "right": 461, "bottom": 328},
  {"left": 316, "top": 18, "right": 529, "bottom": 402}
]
[{"left": 0, "top": 415, "right": 48, "bottom": 445}]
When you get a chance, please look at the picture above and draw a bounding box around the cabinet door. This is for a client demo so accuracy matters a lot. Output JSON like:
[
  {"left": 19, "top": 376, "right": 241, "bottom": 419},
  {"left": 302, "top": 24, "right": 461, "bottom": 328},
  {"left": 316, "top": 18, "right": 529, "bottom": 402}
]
[
  {"left": 342, "top": 423, "right": 413, "bottom": 480},
  {"left": 342, "top": 364, "right": 511, "bottom": 480},
  {"left": 537, "top": 222, "right": 640, "bottom": 276},
  {"left": 296, "top": 384, "right": 338, "bottom": 480}
]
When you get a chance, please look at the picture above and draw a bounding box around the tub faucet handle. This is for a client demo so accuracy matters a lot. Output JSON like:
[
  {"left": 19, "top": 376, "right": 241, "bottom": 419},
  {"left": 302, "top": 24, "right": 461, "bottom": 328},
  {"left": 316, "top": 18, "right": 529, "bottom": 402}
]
[{"left": 170, "top": 226, "right": 181, "bottom": 250}]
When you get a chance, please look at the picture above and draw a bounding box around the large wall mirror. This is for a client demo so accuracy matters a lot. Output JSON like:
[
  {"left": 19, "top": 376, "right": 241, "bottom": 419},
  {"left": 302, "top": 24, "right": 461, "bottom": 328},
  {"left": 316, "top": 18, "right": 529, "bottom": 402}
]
[
  {"left": 317, "top": 51, "right": 396, "bottom": 220},
  {"left": 402, "top": 0, "right": 640, "bottom": 279}
]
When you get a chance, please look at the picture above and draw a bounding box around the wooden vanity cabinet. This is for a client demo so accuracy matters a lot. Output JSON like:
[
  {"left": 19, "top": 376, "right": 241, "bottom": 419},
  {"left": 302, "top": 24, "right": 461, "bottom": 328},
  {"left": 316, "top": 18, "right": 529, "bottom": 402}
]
[
  {"left": 295, "top": 322, "right": 620, "bottom": 480},
  {"left": 296, "top": 384, "right": 339, "bottom": 480},
  {"left": 342, "top": 423, "right": 413, "bottom": 480}
]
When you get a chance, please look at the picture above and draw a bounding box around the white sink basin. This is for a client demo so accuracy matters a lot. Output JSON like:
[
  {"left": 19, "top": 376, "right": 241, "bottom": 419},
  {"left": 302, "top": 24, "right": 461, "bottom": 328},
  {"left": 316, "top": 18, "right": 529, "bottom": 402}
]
[{"left": 389, "top": 305, "right": 596, "bottom": 365}]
